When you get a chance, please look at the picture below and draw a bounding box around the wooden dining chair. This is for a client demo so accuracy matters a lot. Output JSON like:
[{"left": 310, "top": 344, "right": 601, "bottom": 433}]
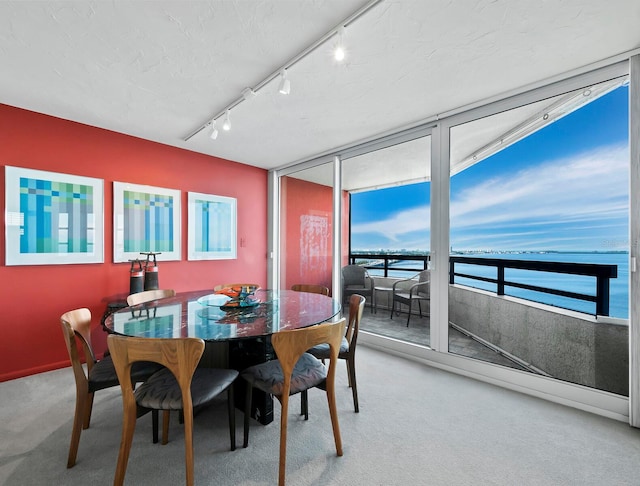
[
  {"left": 291, "top": 283, "right": 330, "bottom": 296},
  {"left": 107, "top": 335, "right": 238, "bottom": 486},
  {"left": 307, "top": 293, "right": 365, "bottom": 413},
  {"left": 241, "top": 318, "right": 346, "bottom": 486},
  {"left": 213, "top": 283, "right": 260, "bottom": 291},
  {"left": 126, "top": 288, "right": 176, "bottom": 306},
  {"left": 60, "top": 308, "right": 161, "bottom": 468}
]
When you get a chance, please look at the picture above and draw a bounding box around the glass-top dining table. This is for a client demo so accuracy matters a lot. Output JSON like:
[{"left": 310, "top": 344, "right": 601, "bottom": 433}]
[
  {"left": 103, "top": 288, "right": 341, "bottom": 425},
  {"left": 103, "top": 288, "right": 342, "bottom": 341}
]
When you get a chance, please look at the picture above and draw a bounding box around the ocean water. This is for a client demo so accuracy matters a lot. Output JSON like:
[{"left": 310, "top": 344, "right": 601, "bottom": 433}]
[{"left": 367, "top": 252, "right": 629, "bottom": 319}]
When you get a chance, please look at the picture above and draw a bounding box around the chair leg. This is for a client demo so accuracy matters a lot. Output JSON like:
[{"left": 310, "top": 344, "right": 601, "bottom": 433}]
[
  {"left": 67, "top": 390, "right": 87, "bottom": 468},
  {"left": 325, "top": 378, "right": 343, "bottom": 457},
  {"left": 83, "top": 392, "right": 95, "bottom": 429},
  {"left": 162, "top": 410, "right": 170, "bottom": 445},
  {"left": 182, "top": 405, "right": 195, "bottom": 486},
  {"left": 278, "top": 394, "right": 290, "bottom": 486},
  {"left": 301, "top": 390, "right": 309, "bottom": 420},
  {"left": 406, "top": 298, "right": 412, "bottom": 327},
  {"left": 347, "top": 358, "right": 359, "bottom": 413},
  {"left": 152, "top": 410, "right": 159, "bottom": 444},
  {"left": 113, "top": 402, "right": 137, "bottom": 486},
  {"left": 243, "top": 381, "right": 253, "bottom": 448},
  {"left": 227, "top": 386, "right": 236, "bottom": 451}
]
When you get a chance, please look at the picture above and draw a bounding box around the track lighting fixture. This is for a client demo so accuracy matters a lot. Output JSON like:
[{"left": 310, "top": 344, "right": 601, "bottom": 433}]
[
  {"left": 183, "top": 0, "right": 384, "bottom": 142},
  {"left": 222, "top": 110, "right": 231, "bottom": 131},
  {"left": 278, "top": 69, "right": 291, "bottom": 95},
  {"left": 209, "top": 120, "right": 218, "bottom": 140}
]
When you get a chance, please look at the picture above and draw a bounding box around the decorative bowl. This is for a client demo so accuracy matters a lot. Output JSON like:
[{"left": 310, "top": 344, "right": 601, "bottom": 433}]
[{"left": 214, "top": 285, "right": 260, "bottom": 308}]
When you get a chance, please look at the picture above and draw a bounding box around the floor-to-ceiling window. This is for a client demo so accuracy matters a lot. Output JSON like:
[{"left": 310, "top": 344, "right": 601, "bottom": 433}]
[
  {"left": 447, "top": 76, "right": 630, "bottom": 395},
  {"left": 271, "top": 55, "right": 638, "bottom": 423}
]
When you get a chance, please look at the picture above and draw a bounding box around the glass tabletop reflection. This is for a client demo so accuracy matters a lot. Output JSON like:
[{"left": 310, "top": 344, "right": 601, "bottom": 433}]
[{"left": 103, "top": 289, "right": 341, "bottom": 341}]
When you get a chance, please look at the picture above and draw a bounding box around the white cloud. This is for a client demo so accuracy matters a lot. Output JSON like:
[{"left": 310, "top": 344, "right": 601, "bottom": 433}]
[
  {"left": 352, "top": 142, "right": 629, "bottom": 250},
  {"left": 351, "top": 205, "right": 429, "bottom": 242},
  {"left": 450, "top": 143, "right": 628, "bottom": 231}
]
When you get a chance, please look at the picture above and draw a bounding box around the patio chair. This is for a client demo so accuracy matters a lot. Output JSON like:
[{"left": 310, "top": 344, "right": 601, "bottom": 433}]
[
  {"left": 391, "top": 270, "right": 430, "bottom": 326},
  {"left": 341, "top": 264, "right": 373, "bottom": 310}
]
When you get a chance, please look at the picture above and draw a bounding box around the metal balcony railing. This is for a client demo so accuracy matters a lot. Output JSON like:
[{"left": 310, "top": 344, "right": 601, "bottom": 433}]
[
  {"left": 348, "top": 252, "right": 618, "bottom": 316},
  {"left": 349, "top": 253, "right": 429, "bottom": 276},
  {"left": 449, "top": 256, "right": 618, "bottom": 316}
]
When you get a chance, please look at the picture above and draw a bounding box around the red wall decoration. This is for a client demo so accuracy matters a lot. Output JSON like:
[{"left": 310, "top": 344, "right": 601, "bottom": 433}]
[{"left": 0, "top": 104, "right": 268, "bottom": 381}]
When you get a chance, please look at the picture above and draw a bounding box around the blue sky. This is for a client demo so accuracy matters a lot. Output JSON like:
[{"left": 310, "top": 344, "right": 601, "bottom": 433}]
[{"left": 351, "top": 86, "right": 629, "bottom": 252}]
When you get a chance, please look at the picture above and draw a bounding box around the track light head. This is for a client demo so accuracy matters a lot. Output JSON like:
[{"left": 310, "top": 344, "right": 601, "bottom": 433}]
[
  {"left": 222, "top": 110, "right": 231, "bottom": 131},
  {"left": 278, "top": 69, "right": 291, "bottom": 95},
  {"left": 209, "top": 120, "right": 218, "bottom": 140},
  {"left": 334, "top": 27, "right": 346, "bottom": 62},
  {"left": 242, "top": 88, "right": 257, "bottom": 100}
]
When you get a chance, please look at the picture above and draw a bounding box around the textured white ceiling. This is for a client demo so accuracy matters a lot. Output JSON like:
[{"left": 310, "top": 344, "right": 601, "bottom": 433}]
[{"left": 1, "top": 0, "right": 639, "bottom": 176}]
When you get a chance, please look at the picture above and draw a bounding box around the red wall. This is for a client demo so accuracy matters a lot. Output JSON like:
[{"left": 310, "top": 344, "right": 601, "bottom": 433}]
[{"left": 0, "top": 105, "right": 268, "bottom": 381}]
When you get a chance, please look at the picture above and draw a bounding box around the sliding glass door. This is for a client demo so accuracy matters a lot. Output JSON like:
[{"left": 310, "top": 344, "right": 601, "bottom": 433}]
[{"left": 447, "top": 75, "right": 630, "bottom": 395}]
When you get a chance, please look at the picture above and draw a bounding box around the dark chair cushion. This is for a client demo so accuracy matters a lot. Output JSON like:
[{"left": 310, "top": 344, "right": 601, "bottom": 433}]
[
  {"left": 307, "top": 337, "right": 349, "bottom": 360},
  {"left": 241, "top": 353, "right": 326, "bottom": 396},
  {"left": 134, "top": 367, "right": 239, "bottom": 410},
  {"left": 88, "top": 355, "right": 164, "bottom": 393}
]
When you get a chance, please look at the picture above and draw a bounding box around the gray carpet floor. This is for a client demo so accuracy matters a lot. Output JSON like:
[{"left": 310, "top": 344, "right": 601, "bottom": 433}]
[{"left": 2, "top": 345, "right": 640, "bottom": 485}]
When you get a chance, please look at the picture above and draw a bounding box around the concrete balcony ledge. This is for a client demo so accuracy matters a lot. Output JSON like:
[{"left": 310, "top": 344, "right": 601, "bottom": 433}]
[{"left": 449, "top": 284, "right": 629, "bottom": 396}]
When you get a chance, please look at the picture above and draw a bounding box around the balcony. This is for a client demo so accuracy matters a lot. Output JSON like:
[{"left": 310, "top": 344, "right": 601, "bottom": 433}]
[{"left": 352, "top": 254, "right": 628, "bottom": 396}]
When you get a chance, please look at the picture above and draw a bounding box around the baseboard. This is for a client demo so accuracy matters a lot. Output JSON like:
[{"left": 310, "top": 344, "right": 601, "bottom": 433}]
[{"left": 1, "top": 359, "right": 70, "bottom": 383}]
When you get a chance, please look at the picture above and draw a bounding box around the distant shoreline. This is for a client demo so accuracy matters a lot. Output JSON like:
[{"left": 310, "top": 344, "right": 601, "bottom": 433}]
[{"left": 352, "top": 250, "right": 629, "bottom": 255}]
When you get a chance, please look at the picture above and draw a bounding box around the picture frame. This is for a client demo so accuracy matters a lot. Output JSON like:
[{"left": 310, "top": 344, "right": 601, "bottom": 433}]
[
  {"left": 113, "top": 182, "right": 181, "bottom": 263},
  {"left": 187, "top": 192, "right": 237, "bottom": 260},
  {"left": 5, "top": 166, "right": 104, "bottom": 266}
]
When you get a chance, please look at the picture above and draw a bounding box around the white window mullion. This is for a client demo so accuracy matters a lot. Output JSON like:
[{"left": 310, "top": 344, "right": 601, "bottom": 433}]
[
  {"left": 430, "top": 123, "right": 450, "bottom": 352},
  {"left": 628, "top": 54, "right": 640, "bottom": 427}
]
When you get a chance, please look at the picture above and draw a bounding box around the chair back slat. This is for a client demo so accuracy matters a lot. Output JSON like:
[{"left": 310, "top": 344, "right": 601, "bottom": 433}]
[
  {"left": 60, "top": 308, "right": 97, "bottom": 376},
  {"left": 291, "top": 284, "right": 330, "bottom": 296},
  {"left": 126, "top": 289, "right": 176, "bottom": 306},
  {"left": 271, "top": 319, "right": 346, "bottom": 379},
  {"left": 107, "top": 335, "right": 204, "bottom": 395},
  {"left": 346, "top": 294, "right": 365, "bottom": 347},
  {"left": 341, "top": 265, "right": 368, "bottom": 286}
]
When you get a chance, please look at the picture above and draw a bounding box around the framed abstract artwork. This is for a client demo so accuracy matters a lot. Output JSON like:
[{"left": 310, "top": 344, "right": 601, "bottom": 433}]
[
  {"left": 187, "top": 192, "right": 237, "bottom": 260},
  {"left": 5, "top": 166, "right": 104, "bottom": 265},
  {"left": 113, "top": 182, "right": 181, "bottom": 263}
]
